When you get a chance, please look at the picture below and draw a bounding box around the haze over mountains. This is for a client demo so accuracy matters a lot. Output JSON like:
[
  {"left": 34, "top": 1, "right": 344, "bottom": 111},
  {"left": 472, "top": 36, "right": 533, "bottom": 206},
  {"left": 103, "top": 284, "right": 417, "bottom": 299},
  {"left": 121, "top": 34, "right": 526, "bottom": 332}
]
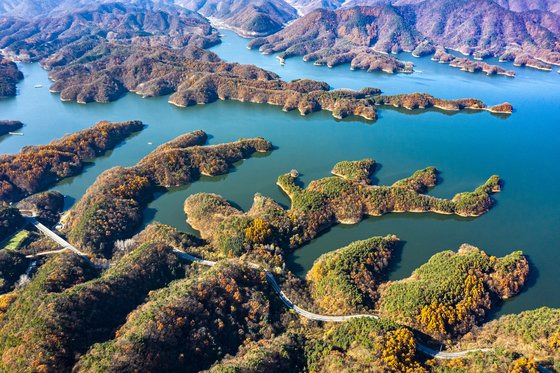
[{"left": 1, "top": 0, "right": 559, "bottom": 57}]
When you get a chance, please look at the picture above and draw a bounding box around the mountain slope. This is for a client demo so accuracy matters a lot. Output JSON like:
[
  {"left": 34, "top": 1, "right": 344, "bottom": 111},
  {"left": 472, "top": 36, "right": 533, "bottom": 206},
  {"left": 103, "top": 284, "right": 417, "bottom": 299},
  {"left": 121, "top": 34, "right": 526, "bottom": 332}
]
[
  {"left": 0, "top": 3, "right": 219, "bottom": 62},
  {"left": 249, "top": 1, "right": 560, "bottom": 74},
  {"left": 178, "top": 0, "right": 298, "bottom": 36},
  {"left": 494, "top": 0, "right": 560, "bottom": 14}
]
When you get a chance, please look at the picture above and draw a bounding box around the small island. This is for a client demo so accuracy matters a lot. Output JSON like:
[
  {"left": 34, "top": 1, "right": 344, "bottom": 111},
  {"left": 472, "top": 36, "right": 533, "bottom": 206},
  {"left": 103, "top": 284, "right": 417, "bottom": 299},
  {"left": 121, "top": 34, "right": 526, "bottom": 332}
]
[
  {"left": 432, "top": 47, "right": 515, "bottom": 77},
  {"left": 0, "top": 120, "right": 23, "bottom": 136}
]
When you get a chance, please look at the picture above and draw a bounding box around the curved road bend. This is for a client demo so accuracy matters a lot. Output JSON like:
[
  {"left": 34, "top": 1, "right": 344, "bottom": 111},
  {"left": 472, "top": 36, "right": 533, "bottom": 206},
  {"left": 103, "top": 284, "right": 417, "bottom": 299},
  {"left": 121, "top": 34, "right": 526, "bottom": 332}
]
[
  {"left": 27, "top": 225, "right": 490, "bottom": 360},
  {"left": 173, "top": 248, "right": 489, "bottom": 359}
]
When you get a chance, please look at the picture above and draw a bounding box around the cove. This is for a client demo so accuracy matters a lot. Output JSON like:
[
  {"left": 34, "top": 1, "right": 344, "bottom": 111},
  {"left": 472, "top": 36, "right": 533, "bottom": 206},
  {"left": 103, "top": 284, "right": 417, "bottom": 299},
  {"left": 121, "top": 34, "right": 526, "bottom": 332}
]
[{"left": 0, "top": 30, "right": 559, "bottom": 318}]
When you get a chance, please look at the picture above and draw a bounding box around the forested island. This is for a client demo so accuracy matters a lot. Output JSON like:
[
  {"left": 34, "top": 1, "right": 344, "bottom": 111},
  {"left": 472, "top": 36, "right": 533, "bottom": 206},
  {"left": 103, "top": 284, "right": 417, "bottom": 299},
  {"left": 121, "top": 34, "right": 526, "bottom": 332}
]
[
  {"left": 185, "top": 159, "right": 502, "bottom": 257},
  {"left": 0, "top": 120, "right": 144, "bottom": 203}
]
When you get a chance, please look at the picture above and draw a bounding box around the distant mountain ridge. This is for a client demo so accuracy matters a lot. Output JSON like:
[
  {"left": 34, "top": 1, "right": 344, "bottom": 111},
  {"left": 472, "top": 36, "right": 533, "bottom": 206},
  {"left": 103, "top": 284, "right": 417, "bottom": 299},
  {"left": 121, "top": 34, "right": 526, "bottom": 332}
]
[
  {"left": 0, "top": 0, "right": 299, "bottom": 37},
  {"left": 1, "top": 0, "right": 559, "bottom": 40},
  {"left": 178, "top": 0, "right": 299, "bottom": 36},
  {"left": 0, "top": 2, "right": 219, "bottom": 62},
  {"left": 248, "top": 0, "right": 560, "bottom": 74}
]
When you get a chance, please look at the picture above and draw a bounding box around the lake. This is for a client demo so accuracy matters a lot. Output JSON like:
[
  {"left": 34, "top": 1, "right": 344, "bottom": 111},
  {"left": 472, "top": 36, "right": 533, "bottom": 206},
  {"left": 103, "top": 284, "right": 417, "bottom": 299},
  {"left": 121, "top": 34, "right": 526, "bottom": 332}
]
[{"left": 1, "top": 30, "right": 559, "bottom": 317}]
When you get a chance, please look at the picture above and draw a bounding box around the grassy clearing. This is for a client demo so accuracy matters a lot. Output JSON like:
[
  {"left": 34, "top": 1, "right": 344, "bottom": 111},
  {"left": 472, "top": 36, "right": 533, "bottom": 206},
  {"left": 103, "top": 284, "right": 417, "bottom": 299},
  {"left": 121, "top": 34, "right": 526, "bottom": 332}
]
[{"left": 1, "top": 230, "right": 30, "bottom": 250}]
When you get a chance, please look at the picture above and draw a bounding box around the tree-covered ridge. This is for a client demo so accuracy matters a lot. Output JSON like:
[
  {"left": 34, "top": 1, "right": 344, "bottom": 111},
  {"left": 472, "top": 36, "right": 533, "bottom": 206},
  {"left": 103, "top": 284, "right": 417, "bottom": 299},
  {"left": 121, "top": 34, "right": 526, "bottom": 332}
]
[
  {"left": 0, "top": 241, "right": 186, "bottom": 372},
  {"left": 304, "top": 317, "right": 426, "bottom": 372},
  {"left": 249, "top": 1, "right": 559, "bottom": 74},
  {"left": 0, "top": 206, "right": 24, "bottom": 242},
  {"left": 378, "top": 245, "right": 529, "bottom": 340},
  {"left": 0, "top": 120, "right": 144, "bottom": 202},
  {"left": 75, "top": 260, "right": 282, "bottom": 373},
  {"left": 185, "top": 159, "right": 501, "bottom": 261},
  {"left": 452, "top": 307, "right": 560, "bottom": 372},
  {"left": 0, "top": 59, "right": 23, "bottom": 98},
  {"left": 0, "top": 254, "right": 98, "bottom": 369},
  {"left": 64, "top": 130, "right": 273, "bottom": 257},
  {"left": 208, "top": 333, "right": 306, "bottom": 372},
  {"left": 306, "top": 235, "right": 399, "bottom": 314}
]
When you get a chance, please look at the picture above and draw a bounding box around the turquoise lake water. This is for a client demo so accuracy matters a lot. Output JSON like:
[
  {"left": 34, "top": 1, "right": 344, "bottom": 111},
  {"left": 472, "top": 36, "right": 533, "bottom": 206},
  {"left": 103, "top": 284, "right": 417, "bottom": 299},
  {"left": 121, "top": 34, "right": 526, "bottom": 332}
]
[{"left": 0, "top": 30, "right": 558, "bottom": 317}]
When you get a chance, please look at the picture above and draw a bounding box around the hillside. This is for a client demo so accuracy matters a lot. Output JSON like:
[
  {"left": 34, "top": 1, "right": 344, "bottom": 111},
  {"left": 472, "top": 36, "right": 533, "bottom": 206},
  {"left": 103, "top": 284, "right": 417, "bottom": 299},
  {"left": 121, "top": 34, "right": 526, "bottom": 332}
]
[
  {"left": 454, "top": 307, "right": 560, "bottom": 371},
  {"left": 0, "top": 59, "right": 23, "bottom": 98},
  {"left": 0, "top": 3, "right": 219, "bottom": 62},
  {"left": 0, "top": 218, "right": 545, "bottom": 371},
  {"left": 378, "top": 244, "right": 529, "bottom": 340},
  {"left": 181, "top": 0, "right": 298, "bottom": 36},
  {"left": 63, "top": 130, "right": 273, "bottom": 257},
  {"left": 285, "top": 0, "right": 346, "bottom": 15},
  {"left": 0, "top": 120, "right": 144, "bottom": 203},
  {"left": 494, "top": 0, "right": 560, "bottom": 14},
  {"left": 249, "top": 1, "right": 560, "bottom": 74},
  {"left": 0, "top": 0, "right": 297, "bottom": 37}
]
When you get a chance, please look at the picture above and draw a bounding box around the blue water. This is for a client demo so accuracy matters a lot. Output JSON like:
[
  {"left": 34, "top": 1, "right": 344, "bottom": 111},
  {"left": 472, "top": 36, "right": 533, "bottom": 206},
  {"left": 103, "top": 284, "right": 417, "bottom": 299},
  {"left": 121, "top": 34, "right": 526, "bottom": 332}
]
[{"left": 0, "top": 30, "right": 559, "bottom": 317}]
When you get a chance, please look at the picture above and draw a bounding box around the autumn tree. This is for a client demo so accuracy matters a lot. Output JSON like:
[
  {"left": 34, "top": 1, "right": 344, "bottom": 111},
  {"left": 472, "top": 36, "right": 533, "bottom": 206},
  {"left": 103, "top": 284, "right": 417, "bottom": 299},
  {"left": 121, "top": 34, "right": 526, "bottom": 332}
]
[
  {"left": 509, "top": 357, "right": 539, "bottom": 373},
  {"left": 381, "top": 328, "right": 425, "bottom": 372}
]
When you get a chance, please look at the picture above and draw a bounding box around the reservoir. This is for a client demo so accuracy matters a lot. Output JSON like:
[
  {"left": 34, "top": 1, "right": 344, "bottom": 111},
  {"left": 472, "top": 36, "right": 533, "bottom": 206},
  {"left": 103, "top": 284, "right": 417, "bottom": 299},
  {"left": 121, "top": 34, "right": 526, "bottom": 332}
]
[{"left": 1, "top": 30, "right": 558, "bottom": 317}]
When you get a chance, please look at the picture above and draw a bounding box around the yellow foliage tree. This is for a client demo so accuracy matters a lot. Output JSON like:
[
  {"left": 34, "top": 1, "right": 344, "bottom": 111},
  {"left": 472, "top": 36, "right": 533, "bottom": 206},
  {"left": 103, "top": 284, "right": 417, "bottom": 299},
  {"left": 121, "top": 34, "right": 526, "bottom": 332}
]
[
  {"left": 509, "top": 357, "right": 539, "bottom": 373},
  {"left": 244, "top": 218, "right": 273, "bottom": 245},
  {"left": 418, "top": 302, "right": 456, "bottom": 335},
  {"left": 381, "top": 328, "right": 426, "bottom": 372},
  {"left": 549, "top": 331, "right": 560, "bottom": 350},
  {"left": 418, "top": 274, "right": 488, "bottom": 337}
]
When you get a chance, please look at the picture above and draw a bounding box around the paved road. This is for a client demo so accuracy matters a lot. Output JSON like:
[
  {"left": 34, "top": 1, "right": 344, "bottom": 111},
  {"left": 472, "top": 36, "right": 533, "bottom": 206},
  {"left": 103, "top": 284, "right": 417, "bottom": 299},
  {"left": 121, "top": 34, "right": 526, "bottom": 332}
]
[
  {"left": 22, "top": 229, "right": 491, "bottom": 361},
  {"left": 27, "top": 218, "right": 87, "bottom": 257},
  {"left": 416, "top": 344, "right": 492, "bottom": 359},
  {"left": 26, "top": 218, "right": 108, "bottom": 269},
  {"left": 172, "top": 248, "right": 490, "bottom": 359}
]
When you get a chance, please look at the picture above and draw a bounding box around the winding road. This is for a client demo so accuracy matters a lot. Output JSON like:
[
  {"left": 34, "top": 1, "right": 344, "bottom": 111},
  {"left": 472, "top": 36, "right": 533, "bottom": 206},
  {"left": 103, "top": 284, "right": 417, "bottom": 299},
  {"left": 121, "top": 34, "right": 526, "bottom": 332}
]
[
  {"left": 172, "top": 248, "right": 488, "bottom": 359},
  {"left": 28, "top": 223, "right": 489, "bottom": 360}
]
